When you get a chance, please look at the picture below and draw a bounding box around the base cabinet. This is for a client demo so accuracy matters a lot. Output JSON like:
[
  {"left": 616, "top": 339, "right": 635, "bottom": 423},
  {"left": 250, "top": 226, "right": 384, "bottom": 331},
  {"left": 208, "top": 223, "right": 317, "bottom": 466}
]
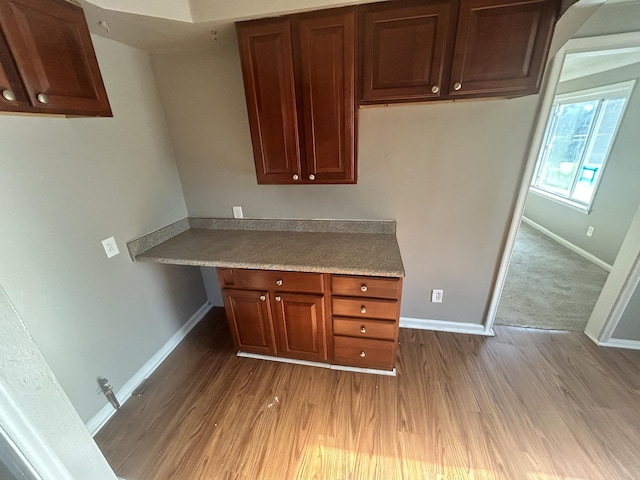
[{"left": 218, "top": 268, "right": 402, "bottom": 371}]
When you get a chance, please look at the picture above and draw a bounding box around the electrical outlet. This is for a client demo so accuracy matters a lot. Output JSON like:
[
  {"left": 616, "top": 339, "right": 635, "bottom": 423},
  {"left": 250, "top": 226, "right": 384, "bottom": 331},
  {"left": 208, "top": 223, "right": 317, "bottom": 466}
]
[
  {"left": 101, "top": 236, "right": 119, "bottom": 259},
  {"left": 232, "top": 206, "right": 244, "bottom": 219},
  {"left": 586, "top": 226, "right": 595, "bottom": 237},
  {"left": 431, "top": 289, "right": 443, "bottom": 303}
]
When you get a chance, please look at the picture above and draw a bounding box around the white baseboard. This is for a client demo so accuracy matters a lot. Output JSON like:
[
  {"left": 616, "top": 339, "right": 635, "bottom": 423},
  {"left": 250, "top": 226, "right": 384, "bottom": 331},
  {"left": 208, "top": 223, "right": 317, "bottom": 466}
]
[
  {"left": 522, "top": 217, "right": 612, "bottom": 272},
  {"left": 86, "top": 302, "right": 212, "bottom": 436},
  {"left": 400, "top": 317, "right": 494, "bottom": 336},
  {"left": 597, "top": 338, "right": 640, "bottom": 351}
]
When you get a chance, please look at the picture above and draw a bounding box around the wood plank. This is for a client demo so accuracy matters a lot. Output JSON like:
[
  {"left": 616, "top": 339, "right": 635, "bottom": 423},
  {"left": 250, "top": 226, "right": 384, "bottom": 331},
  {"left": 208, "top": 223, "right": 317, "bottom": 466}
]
[{"left": 95, "top": 310, "right": 640, "bottom": 479}]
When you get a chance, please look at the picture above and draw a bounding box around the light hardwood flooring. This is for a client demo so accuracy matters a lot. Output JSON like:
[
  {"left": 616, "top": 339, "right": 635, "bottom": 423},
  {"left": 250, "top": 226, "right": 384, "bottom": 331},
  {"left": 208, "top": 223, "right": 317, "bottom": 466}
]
[{"left": 95, "top": 308, "right": 640, "bottom": 480}]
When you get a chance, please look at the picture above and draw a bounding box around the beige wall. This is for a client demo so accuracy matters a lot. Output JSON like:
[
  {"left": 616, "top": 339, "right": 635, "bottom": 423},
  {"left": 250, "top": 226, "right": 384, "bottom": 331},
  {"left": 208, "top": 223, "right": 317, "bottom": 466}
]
[
  {"left": 0, "top": 36, "right": 206, "bottom": 422},
  {"left": 151, "top": 37, "right": 540, "bottom": 325},
  {"left": 524, "top": 62, "right": 640, "bottom": 266}
]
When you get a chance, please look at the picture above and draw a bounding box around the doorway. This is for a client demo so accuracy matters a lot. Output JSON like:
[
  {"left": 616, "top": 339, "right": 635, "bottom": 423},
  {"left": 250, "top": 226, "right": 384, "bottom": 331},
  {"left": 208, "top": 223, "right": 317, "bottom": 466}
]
[{"left": 486, "top": 31, "right": 640, "bottom": 337}]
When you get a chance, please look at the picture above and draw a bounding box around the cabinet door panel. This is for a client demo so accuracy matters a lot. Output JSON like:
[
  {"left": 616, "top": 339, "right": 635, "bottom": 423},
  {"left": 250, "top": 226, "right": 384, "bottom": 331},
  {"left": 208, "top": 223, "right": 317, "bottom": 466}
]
[
  {"left": 237, "top": 19, "right": 302, "bottom": 184},
  {"left": 222, "top": 289, "right": 276, "bottom": 356},
  {"left": 273, "top": 293, "right": 327, "bottom": 362},
  {"left": 0, "top": 0, "right": 111, "bottom": 116},
  {"left": 360, "top": 0, "right": 457, "bottom": 103},
  {"left": 296, "top": 8, "right": 357, "bottom": 184},
  {"left": 0, "top": 28, "right": 29, "bottom": 111},
  {"left": 450, "top": 0, "right": 557, "bottom": 97}
]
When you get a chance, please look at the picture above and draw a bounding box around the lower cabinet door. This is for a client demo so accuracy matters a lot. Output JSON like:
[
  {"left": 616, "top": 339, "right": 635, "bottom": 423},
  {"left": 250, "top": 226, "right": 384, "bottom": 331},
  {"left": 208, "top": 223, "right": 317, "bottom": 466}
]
[
  {"left": 222, "top": 288, "right": 276, "bottom": 355},
  {"left": 272, "top": 293, "right": 327, "bottom": 362}
]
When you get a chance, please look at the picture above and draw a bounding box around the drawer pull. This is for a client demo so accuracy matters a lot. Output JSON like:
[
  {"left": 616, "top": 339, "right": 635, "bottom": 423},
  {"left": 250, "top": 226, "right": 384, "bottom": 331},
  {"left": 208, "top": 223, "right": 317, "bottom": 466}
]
[
  {"left": 360, "top": 351, "right": 366, "bottom": 358},
  {"left": 2, "top": 89, "right": 16, "bottom": 101},
  {"left": 360, "top": 284, "right": 367, "bottom": 292},
  {"left": 259, "top": 295, "right": 266, "bottom": 301},
  {"left": 360, "top": 326, "right": 366, "bottom": 334},
  {"left": 275, "top": 296, "right": 281, "bottom": 302},
  {"left": 360, "top": 306, "right": 367, "bottom": 314},
  {"left": 276, "top": 279, "right": 283, "bottom": 286}
]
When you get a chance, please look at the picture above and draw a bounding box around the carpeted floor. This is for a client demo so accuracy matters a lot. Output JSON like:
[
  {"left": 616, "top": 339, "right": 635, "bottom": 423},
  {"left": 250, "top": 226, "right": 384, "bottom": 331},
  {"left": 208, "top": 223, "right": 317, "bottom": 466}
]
[{"left": 495, "top": 221, "right": 610, "bottom": 331}]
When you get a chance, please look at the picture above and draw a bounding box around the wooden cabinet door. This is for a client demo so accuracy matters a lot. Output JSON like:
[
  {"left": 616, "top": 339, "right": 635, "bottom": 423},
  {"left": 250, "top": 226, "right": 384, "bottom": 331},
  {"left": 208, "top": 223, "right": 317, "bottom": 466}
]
[
  {"left": 222, "top": 289, "right": 276, "bottom": 356},
  {"left": 237, "top": 18, "right": 302, "bottom": 185},
  {"left": 360, "top": 0, "right": 458, "bottom": 104},
  {"left": 0, "top": 0, "right": 111, "bottom": 116},
  {"left": 272, "top": 293, "right": 327, "bottom": 362},
  {"left": 295, "top": 8, "right": 357, "bottom": 184},
  {"left": 0, "top": 29, "right": 29, "bottom": 112},
  {"left": 449, "top": 0, "right": 557, "bottom": 98}
]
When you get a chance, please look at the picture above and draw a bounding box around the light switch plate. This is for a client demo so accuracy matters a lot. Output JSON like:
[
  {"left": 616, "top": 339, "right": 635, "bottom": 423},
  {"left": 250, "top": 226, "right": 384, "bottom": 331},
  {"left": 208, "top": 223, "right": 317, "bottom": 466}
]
[
  {"left": 233, "top": 206, "right": 244, "bottom": 219},
  {"left": 101, "top": 236, "right": 120, "bottom": 258}
]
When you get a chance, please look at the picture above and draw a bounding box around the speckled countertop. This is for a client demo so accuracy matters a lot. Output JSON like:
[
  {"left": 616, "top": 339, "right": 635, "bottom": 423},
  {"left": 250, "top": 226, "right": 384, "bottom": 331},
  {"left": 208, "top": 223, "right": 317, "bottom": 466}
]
[{"left": 129, "top": 218, "right": 404, "bottom": 277}]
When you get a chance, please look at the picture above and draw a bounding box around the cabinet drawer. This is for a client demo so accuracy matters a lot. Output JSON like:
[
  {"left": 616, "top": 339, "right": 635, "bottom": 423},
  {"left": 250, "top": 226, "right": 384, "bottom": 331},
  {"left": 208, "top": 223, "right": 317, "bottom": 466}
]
[
  {"left": 236, "top": 269, "right": 324, "bottom": 293},
  {"left": 333, "top": 317, "right": 396, "bottom": 341},
  {"left": 332, "top": 297, "right": 398, "bottom": 320},
  {"left": 333, "top": 336, "right": 396, "bottom": 370},
  {"left": 332, "top": 275, "right": 400, "bottom": 299}
]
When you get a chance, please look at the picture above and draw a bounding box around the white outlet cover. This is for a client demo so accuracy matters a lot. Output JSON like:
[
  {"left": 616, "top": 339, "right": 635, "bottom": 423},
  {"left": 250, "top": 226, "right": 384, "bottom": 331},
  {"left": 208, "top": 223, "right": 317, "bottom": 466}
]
[
  {"left": 233, "top": 206, "right": 244, "bottom": 219},
  {"left": 101, "top": 236, "right": 120, "bottom": 259}
]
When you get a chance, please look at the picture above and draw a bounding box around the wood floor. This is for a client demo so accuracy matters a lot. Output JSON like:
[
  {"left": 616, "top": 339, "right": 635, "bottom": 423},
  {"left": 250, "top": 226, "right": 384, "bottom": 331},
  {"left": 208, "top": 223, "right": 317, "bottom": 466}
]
[{"left": 95, "top": 308, "right": 640, "bottom": 480}]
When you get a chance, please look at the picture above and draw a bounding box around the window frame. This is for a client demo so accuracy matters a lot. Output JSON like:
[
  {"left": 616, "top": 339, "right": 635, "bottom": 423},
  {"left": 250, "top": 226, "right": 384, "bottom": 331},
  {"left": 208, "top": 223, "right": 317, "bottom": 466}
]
[{"left": 530, "top": 79, "right": 635, "bottom": 213}]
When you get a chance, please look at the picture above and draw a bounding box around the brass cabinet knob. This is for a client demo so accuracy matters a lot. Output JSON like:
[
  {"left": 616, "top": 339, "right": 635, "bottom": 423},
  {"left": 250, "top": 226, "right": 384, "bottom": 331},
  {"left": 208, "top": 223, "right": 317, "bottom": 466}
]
[
  {"left": 360, "top": 351, "right": 366, "bottom": 358},
  {"left": 360, "top": 285, "right": 367, "bottom": 292},
  {"left": 276, "top": 279, "right": 283, "bottom": 286},
  {"left": 431, "top": 85, "right": 440, "bottom": 94},
  {"left": 309, "top": 174, "right": 316, "bottom": 180},
  {"left": 2, "top": 89, "right": 16, "bottom": 101},
  {"left": 259, "top": 295, "right": 266, "bottom": 301},
  {"left": 37, "top": 93, "right": 49, "bottom": 104},
  {"left": 360, "top": 306, "right": 366, "bottom": 314},
  {"left": 275, "top": 296, "right": 281, "bottom": 302},
  {"left": 453, "top": 82, "right": 462, "bottom": 91},
  {"left": 293, "top": 174, "right": 299, "bottom": 180},
  {"left": 360, "top": 326, "right": 366, "bottom": 334}
]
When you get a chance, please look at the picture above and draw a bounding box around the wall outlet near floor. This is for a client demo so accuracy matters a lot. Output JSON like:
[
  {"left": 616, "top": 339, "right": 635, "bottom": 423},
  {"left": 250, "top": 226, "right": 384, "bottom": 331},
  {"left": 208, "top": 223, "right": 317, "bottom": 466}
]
[
  {"left": 232, "top": 206, "right": 244, "bottom": 219},
  {"left": 431, "top": 289, "right": 443, "bottom": 303},
  {"left": 101, "top": 236, "right": 119, "bottom": 258},
  {"left": 586, "top": 226, "right": 595, "bottom": 237}
]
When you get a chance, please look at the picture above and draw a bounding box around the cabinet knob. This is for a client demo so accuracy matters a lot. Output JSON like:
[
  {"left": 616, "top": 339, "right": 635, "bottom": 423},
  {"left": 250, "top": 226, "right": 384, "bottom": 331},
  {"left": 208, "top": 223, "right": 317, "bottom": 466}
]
[
  {"left": 259, "top": 295, "right": 266, "bottom": 301},
  {"left": 431, "top": 85, "right": 440, "bottom": 94},
  {"left": 293, "top": 174, "right": 299, "bottom": 180},
  {"left": 360, "top": 284, "right": 367, "bottom": 292},
  {"left": 276, "top": 279, "right": 283, "bottom": 286},
  {"left": 37, "top": 93, "right": 49, "bottom": 104},
  {"left": 360, "top": 326, "right": 366, "bottom": 334},
  {"left": 309, "top": 174, "right": 316, "bottom": 181},
  {"left": 453, "top": 82, "right": 462, "bottom": 91},
  {"left": 2, "top": 89, "right": 16, "bottom": 101},
  {"left": 275, "top": 296, "right": 281, "bottom": 302},
  {"left": 360, "top": 306, "right": 367, "bottom": 314},
  {"left": 360, "top": 351, "right": 366, "bottom": 358}
]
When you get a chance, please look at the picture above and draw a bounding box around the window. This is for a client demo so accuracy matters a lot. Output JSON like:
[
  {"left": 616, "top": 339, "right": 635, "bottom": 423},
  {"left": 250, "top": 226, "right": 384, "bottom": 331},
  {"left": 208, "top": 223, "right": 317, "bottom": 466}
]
[{"left": 531, "top": 80, "right": 634, "bottom": 211}]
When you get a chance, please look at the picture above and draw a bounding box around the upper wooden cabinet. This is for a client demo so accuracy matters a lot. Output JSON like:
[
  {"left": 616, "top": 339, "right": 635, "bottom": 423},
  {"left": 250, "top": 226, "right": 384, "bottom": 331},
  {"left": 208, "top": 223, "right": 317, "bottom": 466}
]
[
  {"left": 361, "top": 0, "right": 559, "bottom": 104},
  {"left": 449, "top": 0, "right": 558, "bottom": 98},
  {"left": 360, "top": 0, "right": 458, "bottom": 103},
  {"left": 237, "top": 7, "right": 357, "bottom": 185},
  {"left": 0, "top": 0, "right": 112, "bottom": 116}
]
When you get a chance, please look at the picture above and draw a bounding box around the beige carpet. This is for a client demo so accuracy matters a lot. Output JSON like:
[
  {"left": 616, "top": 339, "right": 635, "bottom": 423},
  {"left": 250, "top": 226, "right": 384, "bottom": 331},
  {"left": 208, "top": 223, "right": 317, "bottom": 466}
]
[{"left": 495, "top": 222, "right": 610, "bottom": 331}]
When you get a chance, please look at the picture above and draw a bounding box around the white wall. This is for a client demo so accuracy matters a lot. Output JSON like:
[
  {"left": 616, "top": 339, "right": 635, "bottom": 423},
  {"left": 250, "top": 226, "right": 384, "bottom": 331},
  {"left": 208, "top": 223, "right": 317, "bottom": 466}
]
[
  {"left": 0, "top": 36, "right": 207, "bottom": 423},
  {"left": 524, "top": 62, "right": 640, "bottom": 266},
  {"left": 151, "top": 37, "right": 540, "bottom": 325},
  {"left": 0, "top": 285, "right": 117, "bottom": 480}
]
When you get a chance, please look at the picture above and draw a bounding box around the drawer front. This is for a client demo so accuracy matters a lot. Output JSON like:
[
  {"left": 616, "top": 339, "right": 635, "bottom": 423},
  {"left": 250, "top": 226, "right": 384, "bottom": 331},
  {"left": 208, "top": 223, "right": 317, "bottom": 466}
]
[
  {"left": 332, "top": 275, "right": 400, "bottom": 299},
  {"left": 332, "top": 297, "right": 398, "bottom": 320},
  {"left": 236, "top": 269, "right": 324, "bottom": 293},
  {"left": 333, "top": 336, "right": 396, "bottom": 370},
  {"left": 333, "top": 317, "right": 396, "bottom": 341}
]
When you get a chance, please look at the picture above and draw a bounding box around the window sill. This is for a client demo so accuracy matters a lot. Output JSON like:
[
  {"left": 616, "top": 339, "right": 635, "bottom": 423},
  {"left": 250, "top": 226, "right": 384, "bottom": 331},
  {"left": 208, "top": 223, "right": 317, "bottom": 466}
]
[{"left": 529, "top": 188, "right": 591, "bottom": 215}]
